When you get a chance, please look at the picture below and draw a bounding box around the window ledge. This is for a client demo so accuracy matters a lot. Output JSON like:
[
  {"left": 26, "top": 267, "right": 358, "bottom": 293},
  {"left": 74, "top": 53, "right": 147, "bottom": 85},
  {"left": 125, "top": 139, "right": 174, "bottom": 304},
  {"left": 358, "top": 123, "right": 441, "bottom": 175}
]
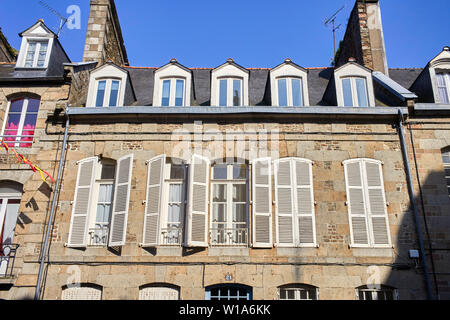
[
  {"left": 208, "top": 247, "right": 249, "bottom": 256},
  {"left": 276, "top": 247, "right": 319, "bottom": 257},
  {"left": 351, "top": 247, "right": 394, "bottom": 258}
]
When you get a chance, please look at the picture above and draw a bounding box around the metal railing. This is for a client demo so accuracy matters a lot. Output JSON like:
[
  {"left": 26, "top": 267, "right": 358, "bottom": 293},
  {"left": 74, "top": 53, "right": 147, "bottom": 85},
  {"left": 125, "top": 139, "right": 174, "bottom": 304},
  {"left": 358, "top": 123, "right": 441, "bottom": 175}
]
[
  {"left": 161, "top": 226, "right": 183, "bottom": 246},
  {"left": 0, "top": 244, "right": 19, "bottom": 278},
  {"left": 88, "top": 227, "right": 109, "bottom": 246},
  {"left": 210, "top": 227, "right": 248, "bottom": 246}
]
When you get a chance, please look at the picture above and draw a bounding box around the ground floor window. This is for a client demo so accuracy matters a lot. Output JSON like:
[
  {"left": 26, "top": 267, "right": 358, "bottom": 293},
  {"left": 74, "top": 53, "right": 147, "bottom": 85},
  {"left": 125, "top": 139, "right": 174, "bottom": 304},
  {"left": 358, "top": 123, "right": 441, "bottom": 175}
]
[
  {"left": 278, "top": 284, "right": 318, "bottom": 300},
  {"left": 356, "top": 285, "right": 397, "bottom": 300},
  {"left": 205, "top": 284, "right": 252, "bottom": 300},
  {"left": 61, "top": 284, "right": 102, "bottom": 300},
  {"left": 139, "top": 284, "right": 180, "bottom": 300}
]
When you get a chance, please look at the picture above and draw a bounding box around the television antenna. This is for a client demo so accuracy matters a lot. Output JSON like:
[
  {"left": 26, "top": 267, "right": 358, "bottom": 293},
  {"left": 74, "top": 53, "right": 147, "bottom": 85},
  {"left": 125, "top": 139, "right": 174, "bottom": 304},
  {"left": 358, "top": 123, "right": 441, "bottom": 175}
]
[
  {"left": 38, "top": 0, "right": 68, "bottom": 37},
  {"left": 324, "top": 5, "right": 345, "bottom": 60}
]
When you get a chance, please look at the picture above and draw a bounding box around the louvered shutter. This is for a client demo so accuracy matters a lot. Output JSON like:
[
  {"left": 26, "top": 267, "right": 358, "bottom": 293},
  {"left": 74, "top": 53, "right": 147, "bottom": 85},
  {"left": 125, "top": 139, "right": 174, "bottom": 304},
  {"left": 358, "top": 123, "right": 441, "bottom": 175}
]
[
  {"left": 274, "top": 159, "right": 295, "bottom": 246},
  {"left": 67, "top": 157, "right": 97, "bottom": 247},
  {"left": 344, "top": 160, "right": 370, "bottom": 246},
  {"left": 142, "top": 155, "right": 166, "bottom": 247},
  {"left": 294, "top": 159, "right": 316, "bottom": 246},
  {"left": 364, "top": 160, "right": 391, "bottom": 246},
  {"left": 186, "top": 154, "right": 210, "bottom": 247},
  {"left": 251, "top": 158, "right": 273, "bottom": 248},
  {"left": 108, "top": 154, "right": 133, "bottom": 247}
]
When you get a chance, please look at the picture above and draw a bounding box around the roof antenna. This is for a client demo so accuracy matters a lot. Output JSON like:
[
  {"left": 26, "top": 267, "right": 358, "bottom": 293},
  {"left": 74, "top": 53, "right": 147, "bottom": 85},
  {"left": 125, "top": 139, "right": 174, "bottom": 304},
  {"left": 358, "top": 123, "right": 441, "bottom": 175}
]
[
  {"left": 324, "top": 5, "right": 345, "bottom": 63},
  {"left": 38, "top": 0, "right": 69, "bottom": 37}
]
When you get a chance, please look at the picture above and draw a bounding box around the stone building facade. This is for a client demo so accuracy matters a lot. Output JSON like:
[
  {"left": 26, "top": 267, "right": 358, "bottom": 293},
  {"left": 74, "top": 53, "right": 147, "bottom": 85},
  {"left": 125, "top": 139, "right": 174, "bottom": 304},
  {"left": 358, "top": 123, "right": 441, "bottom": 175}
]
[{"left": 0, "top": 0, "right": 449, "bottom": 300}]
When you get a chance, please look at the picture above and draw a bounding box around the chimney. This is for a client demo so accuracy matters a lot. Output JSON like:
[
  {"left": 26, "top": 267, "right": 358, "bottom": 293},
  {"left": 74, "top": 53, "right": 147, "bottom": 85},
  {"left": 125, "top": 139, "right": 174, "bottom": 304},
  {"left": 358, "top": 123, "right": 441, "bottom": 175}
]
[
  {"left": 336, "top": 0, "right": 389, "bottom": 76},
  {"left": 83, "top": 0, "right": 129, "bottom": 66}
]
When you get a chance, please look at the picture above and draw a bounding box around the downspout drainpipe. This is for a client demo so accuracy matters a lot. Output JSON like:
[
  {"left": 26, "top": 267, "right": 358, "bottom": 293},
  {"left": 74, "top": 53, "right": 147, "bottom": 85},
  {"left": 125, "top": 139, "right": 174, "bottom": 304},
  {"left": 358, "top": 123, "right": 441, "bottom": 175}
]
[
  {"left": 397, "top": 109, "right": 434, "bottom": 300},
  {"left": 34, "top": 109, "right": 70, "bottom": 300}
]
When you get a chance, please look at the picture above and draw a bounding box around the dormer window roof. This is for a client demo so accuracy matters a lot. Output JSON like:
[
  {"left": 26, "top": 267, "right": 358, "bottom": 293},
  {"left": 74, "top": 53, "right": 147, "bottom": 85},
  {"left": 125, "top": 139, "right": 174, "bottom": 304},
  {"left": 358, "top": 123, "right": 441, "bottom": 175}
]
[
  {"left": 429, "top": 47, "right": 450, "bottom": 104},
  {"left": 211, "top": 59, "right": 249, "bottom": 107}
]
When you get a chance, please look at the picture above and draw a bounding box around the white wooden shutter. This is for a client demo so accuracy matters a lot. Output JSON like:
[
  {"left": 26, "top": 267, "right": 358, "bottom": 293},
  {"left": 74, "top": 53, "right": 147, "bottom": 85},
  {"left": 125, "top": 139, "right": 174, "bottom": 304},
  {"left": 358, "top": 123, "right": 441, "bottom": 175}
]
[
  {"left": 294, "top": 159, "right": 316, "bottom": 246},
  {"left": 67, "top": 157, "right": 97, "bottom": 247},
  {"left": 142, "top": 155, "right": 166, "bottom": 247},
  {"left": 274, "top": 159, "right": 295, "bottom": 246},
  {"left": 251, "top": 158, "right": 273, "bottom": 248},
  {"left": 62, "top": 286, "right": 102, "bottom": 300},
  {"left": 186, "top": 154, "right": 210, "bottom": 247},
  {"left": 364, "top": 160, "right": 391, "bottom": 246},
  {"left": 108, "top": 154, "right": 133, "bottom": 247},
  {"left": 344, "top": 160, "right": 370, "bottom": 246}
]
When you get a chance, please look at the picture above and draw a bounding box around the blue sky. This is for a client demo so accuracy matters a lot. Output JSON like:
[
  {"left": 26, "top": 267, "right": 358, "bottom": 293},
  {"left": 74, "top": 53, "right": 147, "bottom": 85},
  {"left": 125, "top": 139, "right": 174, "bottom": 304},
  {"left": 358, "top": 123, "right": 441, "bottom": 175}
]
[{"left": 0, "top": 0, "right": 449, "bottom": 68}]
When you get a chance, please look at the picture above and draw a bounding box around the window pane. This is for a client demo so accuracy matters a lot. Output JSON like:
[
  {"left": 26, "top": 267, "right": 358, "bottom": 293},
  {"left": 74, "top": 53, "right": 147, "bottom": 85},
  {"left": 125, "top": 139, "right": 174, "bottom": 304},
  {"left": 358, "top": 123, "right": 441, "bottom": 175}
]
[
  {"left": 233, "top": 80, "right": 241, "bottom": 106},
  {"left": 213, "top": 184, "right": 227, "bottom": 202},
  {"left": 233, "top": 204, "right": 246, "bottom": 223},
  {"left": 232, "top": 184, "right": 246, "bottom": 202},
  {"left": 342, "top": 78, "right": 353, "bottom": 106},
  {"left": 10, "top": 99, "right": 25, "bottom": 113},
  {"left": 101, "top": 164, "right": 116, "bottom": 180},
  {"left": 37, "top": 42, "right": 48, "bottom": 67},
  {"left": 109, "top": 80, "right": 120, "bottom": 107},
  {"left": 96, "top": 81, "right": 106, "bottom": 107},
  {"left": 213, "top": 165, "right": 228, "bottom": 180},
  {"left": 20, "top": 113, "right": 37, "bottom": 147},
  {"left": 27, "top": 98, "right": 40, "bottom": 112},
  {"left": 279, "top": 290, "right": 287, "bottom": 300},
  {"left": 4, "top": 113, "right": 21, "bottom": 146},
  {"left": 25, "top": 42, "right": 36, "bottom": 67},
  {"left": 175, "top": 80, "right": 184, "bottom": 106},
  {"left": 355, "top": 78, "right": 369, "bottom": 107},
  {"left": 170, "top": 165, "right": 185, "bottom": 180},
  {"left": 437, "top": 74, "right": 449, "bottom": 104},
  {"left": 278, "top": 79, "right": 288, "bottom": 106},
  {"left": 233, "top": 164, "right": 247, "bottom": 179},
  {"left": 219, "top": 79, "right": 228, "bottom": 106},
  {"left": 162, "top": 80, "right": 171, "bottom": 106},
  {"left": 212, "top": 204, "right": 226, "bottom": 223},
  {"left": 300, "top": 290, "right": 308, "bottom": 300},
  {"left": 291, "top": 78, "right": 304, "bottom": 107}
]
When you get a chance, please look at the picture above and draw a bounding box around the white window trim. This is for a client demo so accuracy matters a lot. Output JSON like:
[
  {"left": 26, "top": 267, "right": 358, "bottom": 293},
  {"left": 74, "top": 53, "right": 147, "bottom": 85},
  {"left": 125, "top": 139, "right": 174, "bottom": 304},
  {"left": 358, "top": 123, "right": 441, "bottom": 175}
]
[
  {"left": 86, "top": 64, "right": 128, "bottom": 107},
  {"left": 344, "top": 158, "right": 392, "bottom": 249},
  {"left": 211, "top": 63, "right": 249, "bottom": 106},
  {"left": 278, "top": 285, "right": 319, "bottom": 300},
  {"left": 16, "top": 37, "right": 53, "bottom": 69},
  {"left": 340, "top": 76, "right": 370, "bottom": 107},
  {"left": 334, "top": 63, "right": 375, "bottom": 107},
  {"left": 435, "top": 72, "right": 450, "bottom": 104},
  {"left": 429, "top": 48, "right": 450, "bottom": 104},
  {"left": 356, "top": 287, "right": 398, "bottom": 300},
  {"left": 217, "top": 77, "right": 244, "bottom": 107},
  {"left": 270, "top": 62, "right": 310, "bottom": 106},
  {"left": 153, "top": 63, "right": 191, "bottom": 106}
]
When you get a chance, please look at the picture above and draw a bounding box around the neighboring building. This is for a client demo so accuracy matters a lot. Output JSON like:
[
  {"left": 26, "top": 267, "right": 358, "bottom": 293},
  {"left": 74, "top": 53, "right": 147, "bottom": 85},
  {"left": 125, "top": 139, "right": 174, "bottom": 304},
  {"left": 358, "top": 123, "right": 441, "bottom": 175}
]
[
  {"left": 0, "top": 27, "right": 17, "bottom": 63},
  {"left": 0, "top": 0, "right": 449, "bottom": 300}
]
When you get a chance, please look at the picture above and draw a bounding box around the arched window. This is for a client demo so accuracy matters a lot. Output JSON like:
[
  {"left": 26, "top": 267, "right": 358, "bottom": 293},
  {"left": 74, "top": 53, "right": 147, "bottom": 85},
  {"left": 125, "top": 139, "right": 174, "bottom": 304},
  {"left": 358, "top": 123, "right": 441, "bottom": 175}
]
[
  {"left": 61, "top": 284, "right": 102, "bottom": 300},
  {"left": 1, "top": 97, "right": 40, "bottom": 148},
  {"left": 0, "top": 181, "right": 22, "bottom": 277},
  {"left": 139, "top": 284, "right": 180, "bottom": 300},
  {"left": 205, "top": 284, "right": 252, "bottom": 300},
  {"left": 278, "top": 284, "right": 318, "bottom": 300},
  {"left": 356, "top": 285, "right": 397, "bottom": 300}
]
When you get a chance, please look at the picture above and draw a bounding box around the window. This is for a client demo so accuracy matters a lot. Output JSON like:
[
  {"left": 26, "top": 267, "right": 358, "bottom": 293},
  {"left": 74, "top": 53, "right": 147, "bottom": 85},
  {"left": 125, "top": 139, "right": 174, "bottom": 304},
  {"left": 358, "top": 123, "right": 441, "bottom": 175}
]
[
  {"left": 0, "top": 182, "right": 22, "bottom": 278},
  {"left": 342, "top": 77, "right": 369, "bottom": 107},
  {"left": 139, "top": 284, "right": 180, "bottom": 300},
  {"left": 344, "top": 159, "right": 391, "bottom": 247},
  {"left": 1, "top": 97, "right": 40, "bottom": 148},
  {"left": 436, "top": 73, "right": 450, "bottom": 104},
  {"left": 95, "top": 79, "right": 121, "bottom": 107},
  {"left": 278, "top": 284, "right": 318, "bottom": 300},
  {"left": 210, "top": 163, "right": 249, "bottom": 246},
  {"left": 274, "top": 158, "right": 316, "bottom": 247},
  {"left": 441, "top": 148, "right": 450, "bottom": 197},
  {"left": 62, "top": 284, "right": 102, "bottom": 300},
  {"left": 161, "top": 79, "right": 185, "bottom": 106},
  {"left": 356, "top": 285, "right": 397, "bottom": 300},
  {"left": 206, "top": 284, "right": 252, "bottom": 300},
  {"left": 24, "top": 40, "right": 48, "bottom": 68},
  {"left": 219, "top": 78, "right": 243, "bottom": 106},
  {"left": 277, "top": 78, "right": 304, "bottom": 106}
]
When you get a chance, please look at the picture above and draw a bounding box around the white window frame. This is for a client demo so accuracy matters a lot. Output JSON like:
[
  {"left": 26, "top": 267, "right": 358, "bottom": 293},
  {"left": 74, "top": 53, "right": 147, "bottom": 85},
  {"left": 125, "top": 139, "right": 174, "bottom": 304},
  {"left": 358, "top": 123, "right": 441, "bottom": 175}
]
[
  {"left": 153, "top": 62, "right": 192, "bottom": 106},
  {"left": 16, "top": 37, "right": 53, "bottom": 69},
  {"left": 210, "top": 163, "right": 249, "bottom": 246},
  {"left": 0, "top": 97, "right": 40, "bottom": 148},
  {"left": 93, "top": 78, "right": 122, "bottom": 107},
  {"left": 341, "top": 76, "right": 370, "bottom": 107},
  {"left": 436, "top": 72, "right": 450, "bottom": 104},
  {"left": 139, "top": 285, "right": 180, "bottom": 300},
  {"left": 159, "top": 78, "right": 187, "bottom": 107},
  {"left": 334, "top": 63, "right": 375, "bottom": 107},
  {"left": 86, "top": 64, "right": 128, "bottom": 108},
  {"left": 270, "top": 60, "right": 310, "bottom": 106},
  {"left": 211, "top": 61, "right": 249, "bottom": 106},
  {"left": 356, "top": 286, "right": 398, "bottom": 300},
  {"left": 62, "top": 285, "right": 102, "bottom": 300},
  {"left": 278, "top": 285, "right": 319, "bottom": 300},
  {"left": 428, "top": 48, "right": 450, "bottom": 104}
]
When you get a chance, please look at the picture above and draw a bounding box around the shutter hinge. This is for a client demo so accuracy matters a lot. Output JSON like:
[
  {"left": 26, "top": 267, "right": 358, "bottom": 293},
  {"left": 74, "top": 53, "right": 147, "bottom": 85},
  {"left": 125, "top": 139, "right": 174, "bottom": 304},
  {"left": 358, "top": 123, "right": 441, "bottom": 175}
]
[
  {"left": 345, "top": 201, "right": 348, "bottom": 206},
  {"left": 314, "top": 201, "right": 317, "bottom": 206},
  {"left": 142, "top": 200, "right": 146, "bottom": 205},
  {"left": 70, "top": 201, "right": 74, "bottom": 205},
  {"left": 386, "top": 202, "right": 390, "bottom": 206}
]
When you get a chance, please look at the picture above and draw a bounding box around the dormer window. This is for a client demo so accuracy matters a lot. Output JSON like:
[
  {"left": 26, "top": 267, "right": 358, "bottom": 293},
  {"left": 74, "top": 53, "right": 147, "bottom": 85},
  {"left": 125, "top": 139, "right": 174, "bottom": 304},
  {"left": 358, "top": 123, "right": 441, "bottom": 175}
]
[
  {"left": 24, "top": 40, "right": 48, "bottom": 68},
  {"left": 342, "top": 77, "right": 369, "bottom": 107},
  {"left": 436, "top": 72, "right": 450, "bottom": 104},
  {"left": 277, "top": 78, "right": 304, "bottom": 107},
  {"left": 212, "top": 59, "right": 249, "bottom": 107},
  {"left": 95, "top": 79, "right": 121, "bottom": 107},
  {"left": 153, "top": 59, "right": 191, "bottom": 107}
]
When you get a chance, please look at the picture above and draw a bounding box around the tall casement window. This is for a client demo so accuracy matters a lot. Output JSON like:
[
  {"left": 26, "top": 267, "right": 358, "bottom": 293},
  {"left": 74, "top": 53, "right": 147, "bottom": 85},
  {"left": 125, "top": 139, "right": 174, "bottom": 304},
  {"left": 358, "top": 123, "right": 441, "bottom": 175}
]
[
  {"left": 219, "top": 78, "right": 243, "bottom": 106},
  {"left": 343, "top": 159, "right": 391, "bottom": 247},
  {"left": 441, "top": 147, "right": 450, "bottom": 197},
  {"left": 356, "top": 285, "right": 398, "bottom": 300},
  {"left": 342, "top": 77, "right": 369, "bottom": 107},
  {"left": 1, "top": 97, "right": 40, "bottom": 148},
  {"left": 24, "top": 40, "right": 49, "bottom": 68},
  {"left": 277, "top": 78, "right": 304, "bottom": 107},
  {"left": 436, "top": 73, "right": 450, "bottom": 104},
  {"left": 205, "top": 284, "right": 252, "bottom": 300},
  {"left": 67, "top": 155, "right": 133, "bottom": 248},
  {"left": 139, "top": 284, "right": 180, "bottom": 300},
  {"left": 278, "top": 284, "right": 318, "bottom": 300},
  {"left": 141, "top": 156, "right": 188, "bottom": 247},
  {"left": 161, "top": 78, "right": 186, "bottom": 106},
  {"left": 274, "top": 158, "right": 316, "bottom": 247},
  {"left": 62, "top": 284, "right": 102, "bottom": 300},
  {"left": 210, "top": 162, "right": 249, "bottom": 246},
  {"left": 0, "top": 181, "right": 22, "bottom": 278},
  {"left": 95, "top": 79, "right": 121, "bottom": 107}
]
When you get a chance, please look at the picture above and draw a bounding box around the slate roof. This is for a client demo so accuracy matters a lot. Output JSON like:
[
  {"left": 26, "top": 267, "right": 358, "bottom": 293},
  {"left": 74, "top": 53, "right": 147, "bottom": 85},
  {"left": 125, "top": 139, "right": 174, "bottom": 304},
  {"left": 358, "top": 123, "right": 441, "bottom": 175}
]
[{"left": 388, "top": 68, "right": 423, "bottom": 90}]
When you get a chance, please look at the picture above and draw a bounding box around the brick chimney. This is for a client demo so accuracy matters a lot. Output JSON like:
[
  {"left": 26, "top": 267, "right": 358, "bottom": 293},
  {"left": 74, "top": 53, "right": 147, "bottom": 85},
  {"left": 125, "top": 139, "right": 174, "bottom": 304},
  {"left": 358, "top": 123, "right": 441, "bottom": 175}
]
[
  {"left": 336, "top": 0, "right": 389, "bottom": 76},
  {"left": 83, "top": 0, "right": 129, "bottom": 66}
]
